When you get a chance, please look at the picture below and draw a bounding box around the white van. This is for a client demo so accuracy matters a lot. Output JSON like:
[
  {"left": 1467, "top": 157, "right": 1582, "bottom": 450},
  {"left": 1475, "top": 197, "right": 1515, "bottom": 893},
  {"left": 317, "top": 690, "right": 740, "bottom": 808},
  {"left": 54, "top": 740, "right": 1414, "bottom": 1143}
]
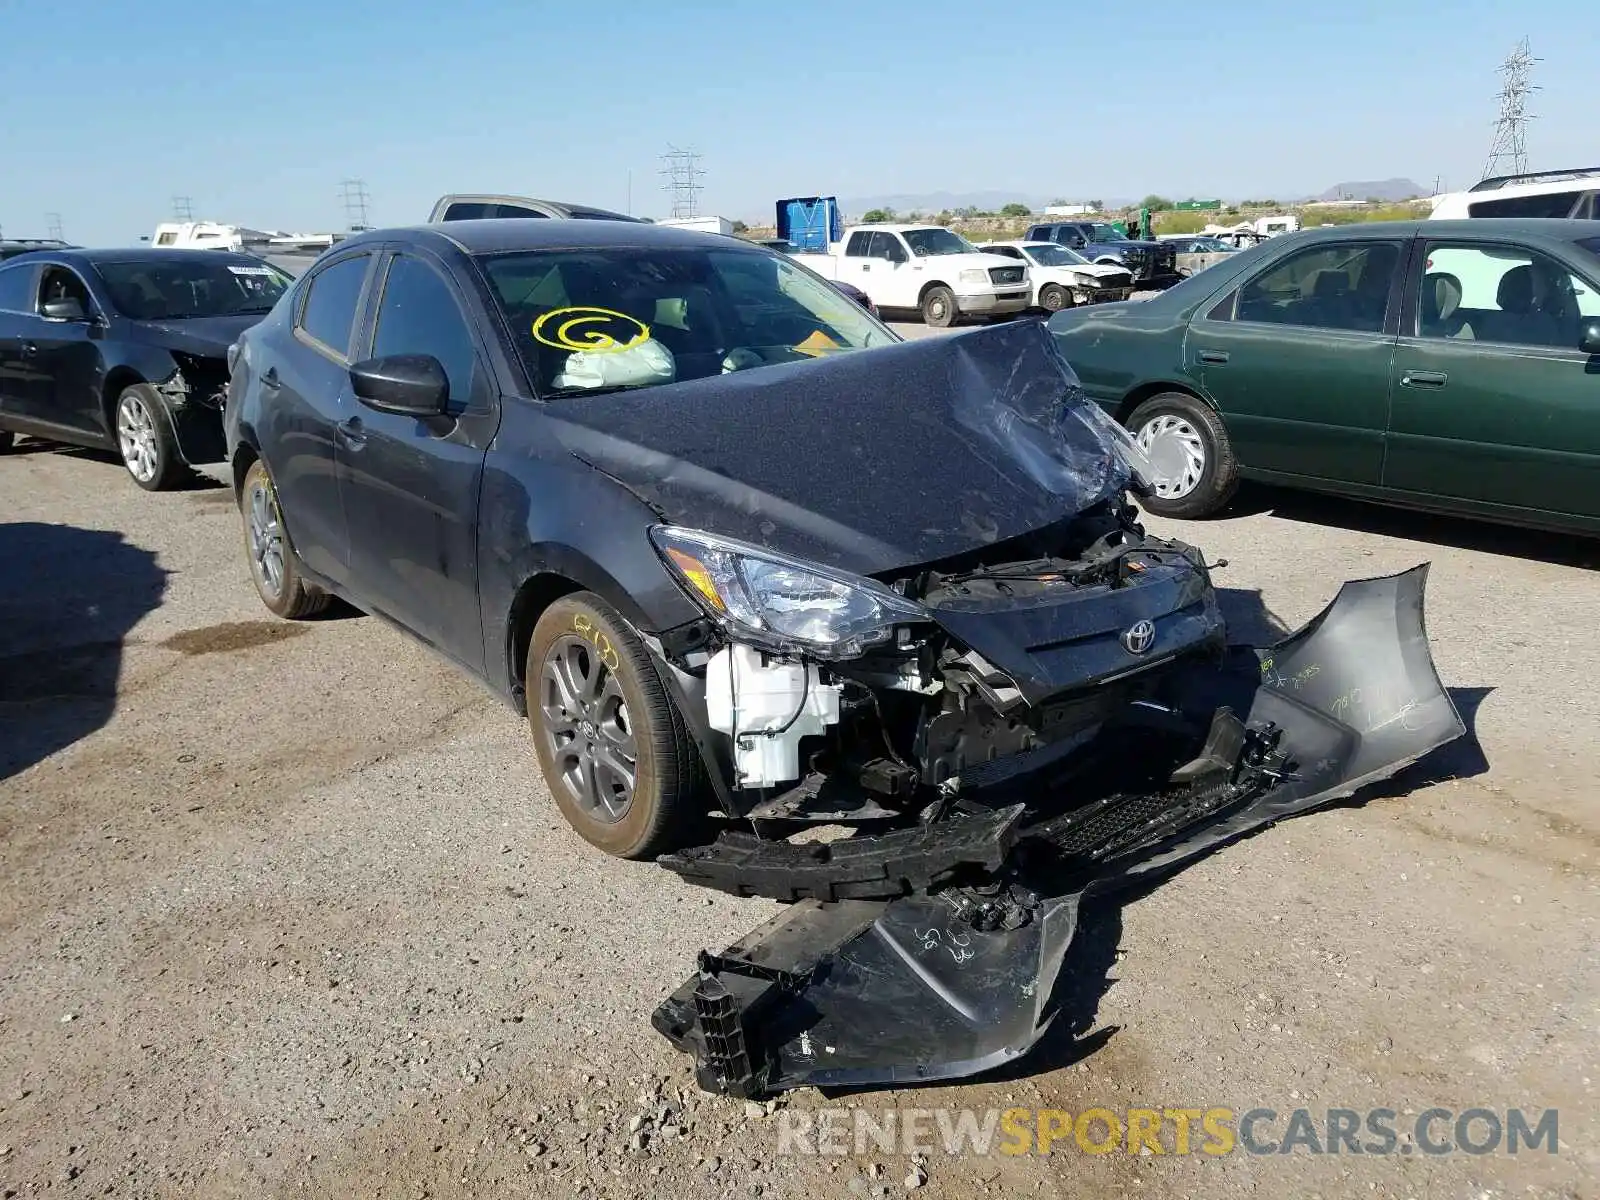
[{"left": 1429, "top": 167, "right": 1600, "bottom": 220}]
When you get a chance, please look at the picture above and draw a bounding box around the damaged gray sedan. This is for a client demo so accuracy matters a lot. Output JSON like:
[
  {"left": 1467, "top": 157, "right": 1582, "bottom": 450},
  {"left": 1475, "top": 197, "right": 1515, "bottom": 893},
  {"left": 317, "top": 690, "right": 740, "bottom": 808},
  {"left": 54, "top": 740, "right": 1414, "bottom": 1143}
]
[{"left": 223, "top": 220, "right": 1464, "bottom": 1100}]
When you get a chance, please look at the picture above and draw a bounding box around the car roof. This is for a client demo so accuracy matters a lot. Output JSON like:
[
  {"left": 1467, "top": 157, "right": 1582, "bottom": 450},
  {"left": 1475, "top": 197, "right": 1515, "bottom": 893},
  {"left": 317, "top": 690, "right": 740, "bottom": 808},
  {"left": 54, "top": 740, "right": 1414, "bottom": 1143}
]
[
  {"left": 335, "top": 218, "right": 762, "bottom": 256},
  {"left": 1282, "top": 217, "right": 1600, "bottom": 243},
  {"left": 56, "top": 246, "right": 281, "bottom": 266}
]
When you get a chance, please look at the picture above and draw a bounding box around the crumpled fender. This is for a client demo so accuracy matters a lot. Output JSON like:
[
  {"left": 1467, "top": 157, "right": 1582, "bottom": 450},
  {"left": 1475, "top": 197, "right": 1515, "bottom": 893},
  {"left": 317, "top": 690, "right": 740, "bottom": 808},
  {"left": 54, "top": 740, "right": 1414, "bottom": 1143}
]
[{"left": 655, "top": 565, "right": 1465, "bottom": 1096}]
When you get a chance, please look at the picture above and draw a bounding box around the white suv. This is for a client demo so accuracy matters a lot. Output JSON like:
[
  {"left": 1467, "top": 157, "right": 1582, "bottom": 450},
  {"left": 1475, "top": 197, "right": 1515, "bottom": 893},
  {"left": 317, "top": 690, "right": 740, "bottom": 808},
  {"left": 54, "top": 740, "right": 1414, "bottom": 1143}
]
[{"left": 1429, "top": 167, "right": 1600, "bottom": 220}]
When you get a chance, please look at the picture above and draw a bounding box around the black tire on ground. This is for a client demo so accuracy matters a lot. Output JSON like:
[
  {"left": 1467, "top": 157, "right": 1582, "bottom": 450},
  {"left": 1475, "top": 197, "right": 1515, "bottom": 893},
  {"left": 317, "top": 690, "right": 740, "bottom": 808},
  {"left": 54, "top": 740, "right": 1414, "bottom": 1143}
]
[
  {"left": 1039, "top": 283, "right": 1072, "bottom": 313},
  {"left": 112, "top": 383, "right": 189, "bottom": 491},
  {"left": 238, "top": 457, "right": 332, "bottom": 619},
  {"left": 1124, "top": 391, "right": 1240, "bottom": 519},
  {"left": 527, "top": 592, "right": 704, "bottom": 860},
  {"left": 0, "top": 429, "right": 14, "bottom": 453},
  {"left": 921, "top": 285, "right": 958, "bottom": 328}
]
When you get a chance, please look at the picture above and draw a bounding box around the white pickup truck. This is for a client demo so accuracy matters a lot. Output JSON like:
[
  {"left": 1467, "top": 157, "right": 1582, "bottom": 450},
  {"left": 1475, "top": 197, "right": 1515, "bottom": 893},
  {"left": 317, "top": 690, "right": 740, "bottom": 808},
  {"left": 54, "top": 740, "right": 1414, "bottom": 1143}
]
[{"left": 786, "top": 224, "right": 1032, "bottom": 327}]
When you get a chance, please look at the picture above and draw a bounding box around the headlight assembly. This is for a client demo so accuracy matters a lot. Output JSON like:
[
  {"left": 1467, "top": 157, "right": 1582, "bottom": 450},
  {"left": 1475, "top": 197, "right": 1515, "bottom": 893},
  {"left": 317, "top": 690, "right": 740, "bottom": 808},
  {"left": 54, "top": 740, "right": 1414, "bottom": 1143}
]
[{"left": 649, "top": 526, "right": 927, "bottom": 659}]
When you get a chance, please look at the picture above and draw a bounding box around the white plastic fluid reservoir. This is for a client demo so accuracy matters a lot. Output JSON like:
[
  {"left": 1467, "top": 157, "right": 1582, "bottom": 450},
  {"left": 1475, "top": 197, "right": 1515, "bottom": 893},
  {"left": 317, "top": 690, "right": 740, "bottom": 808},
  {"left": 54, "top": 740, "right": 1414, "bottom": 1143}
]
[{"left": 704, "top": 644, "right": 841, "bottom": 788}]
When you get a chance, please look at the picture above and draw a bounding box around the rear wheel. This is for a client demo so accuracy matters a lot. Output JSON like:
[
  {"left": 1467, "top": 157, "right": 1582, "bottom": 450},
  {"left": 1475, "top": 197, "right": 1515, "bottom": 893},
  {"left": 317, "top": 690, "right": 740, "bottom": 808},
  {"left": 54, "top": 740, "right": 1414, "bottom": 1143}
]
[
  {"left": 527, "top": 592, "right": 702, "bottom": 859},
  {"left": 114, "top": 384, "right": 187, "bottom": 491},
  {"left": 1039, "top": 283, "right": 1072, "bottom": 313},
  {"left": 1125, "top": 392, "right": 1239, "bottom": 519},
  {"left": 239, "top": 457, "right": 331, "bottom": 618},
  {"left": 921, "top": 285, "right": 957, "bottom": 328}
]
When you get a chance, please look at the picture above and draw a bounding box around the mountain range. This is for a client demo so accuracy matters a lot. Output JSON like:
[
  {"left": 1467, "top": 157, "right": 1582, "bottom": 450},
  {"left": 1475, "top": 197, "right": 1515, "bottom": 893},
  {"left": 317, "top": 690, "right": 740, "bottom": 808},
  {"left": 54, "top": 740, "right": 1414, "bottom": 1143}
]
[{"left": 829, "top": 179, "right": 1430, "bottom": 218}]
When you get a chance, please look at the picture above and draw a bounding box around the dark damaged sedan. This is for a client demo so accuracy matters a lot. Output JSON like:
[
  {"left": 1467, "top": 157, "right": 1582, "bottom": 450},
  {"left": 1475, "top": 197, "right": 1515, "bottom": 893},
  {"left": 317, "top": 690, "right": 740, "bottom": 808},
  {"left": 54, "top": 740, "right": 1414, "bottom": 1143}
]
[
  {"left": 225, "top": 219, "right": 1465, "bottom": 1097},
  {"left": 0, "top": 247, "right": 291, "bottom": 487}
]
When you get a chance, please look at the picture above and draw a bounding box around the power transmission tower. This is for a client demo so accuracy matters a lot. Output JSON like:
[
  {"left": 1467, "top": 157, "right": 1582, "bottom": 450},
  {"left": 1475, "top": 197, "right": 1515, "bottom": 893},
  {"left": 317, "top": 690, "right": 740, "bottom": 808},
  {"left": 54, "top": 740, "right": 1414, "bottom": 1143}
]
[
  {"left": 340, "top": 179, "right": 371, "bottom": 230},
  {"left": 46, "top": 212, "right": 63, "bottom": 240},
  {"left": 1482, "top": 37, "right": 1539, "bottom": 180},
  {"left": 172, "top": 195, "right": 195, "bottom": 220},
  {"left": 659, "top": 146, "right": 704, "bottom": 219}
]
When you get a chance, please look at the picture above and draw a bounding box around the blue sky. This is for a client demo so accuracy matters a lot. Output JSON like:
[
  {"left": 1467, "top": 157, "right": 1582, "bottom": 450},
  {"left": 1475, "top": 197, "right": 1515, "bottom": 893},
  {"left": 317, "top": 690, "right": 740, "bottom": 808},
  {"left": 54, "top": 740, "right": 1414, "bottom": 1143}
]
[{"left": 0, "top": 0, "right": 1592, "bottom": 244}]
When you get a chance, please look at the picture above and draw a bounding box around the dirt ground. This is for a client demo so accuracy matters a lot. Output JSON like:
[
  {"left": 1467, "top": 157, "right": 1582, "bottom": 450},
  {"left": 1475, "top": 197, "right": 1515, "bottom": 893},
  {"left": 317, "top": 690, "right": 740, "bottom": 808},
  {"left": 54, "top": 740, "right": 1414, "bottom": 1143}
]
[{"left": 1, "top": 415, "right": 1595, "bottom": 1199}]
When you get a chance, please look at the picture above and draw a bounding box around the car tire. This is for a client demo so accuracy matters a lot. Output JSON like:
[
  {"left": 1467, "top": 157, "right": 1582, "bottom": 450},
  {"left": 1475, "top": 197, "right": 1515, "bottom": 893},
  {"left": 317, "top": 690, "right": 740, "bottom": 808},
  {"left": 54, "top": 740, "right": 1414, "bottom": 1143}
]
[
  {"left": 1125, "top": 392, "right": 1239, "bottom": 519},
  {"left": 113, "top": 384, "right": 188, "bottom": 491},
  {"left": 1039, "top": 284, "right": 1072, "bottom": 313},
  {"left": 527, "top": 592, "right": 703, "bottom": 860},
  {"left": 0, "top": 429, "right": 14, "bottom": 453},
  {"left": 921, "top": 285, "right": 958, "bottom": 328},
  {"left": 238, "top": 457, "right": 331, "bottom": 619}
]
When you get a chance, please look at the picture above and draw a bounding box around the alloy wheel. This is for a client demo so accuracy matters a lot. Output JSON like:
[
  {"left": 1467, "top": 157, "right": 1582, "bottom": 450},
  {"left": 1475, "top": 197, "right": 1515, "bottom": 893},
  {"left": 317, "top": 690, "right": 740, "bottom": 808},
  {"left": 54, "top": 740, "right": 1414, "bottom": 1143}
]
[
  {"left": 116, "top": 394, "right": 160, "bottom": 483},
  {"left": 1135, "top": 413, "right": 1207, "bottom": 500},
  {"left": 540, "top": 637, "right": 637, "bottom": 823},
  {"left": 246, "top": 475, "right": 286, "bottom": 598}
]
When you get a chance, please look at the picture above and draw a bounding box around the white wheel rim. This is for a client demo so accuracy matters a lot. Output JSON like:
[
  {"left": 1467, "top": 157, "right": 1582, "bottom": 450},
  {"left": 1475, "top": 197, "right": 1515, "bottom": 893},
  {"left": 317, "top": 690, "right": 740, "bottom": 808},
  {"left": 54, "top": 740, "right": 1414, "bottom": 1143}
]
[
  {"left": 1135, "top": 414, "right": 1206, "bottom": 500},
  {"left": 117, "top": 395, "right": 159, "bottom": 482}
]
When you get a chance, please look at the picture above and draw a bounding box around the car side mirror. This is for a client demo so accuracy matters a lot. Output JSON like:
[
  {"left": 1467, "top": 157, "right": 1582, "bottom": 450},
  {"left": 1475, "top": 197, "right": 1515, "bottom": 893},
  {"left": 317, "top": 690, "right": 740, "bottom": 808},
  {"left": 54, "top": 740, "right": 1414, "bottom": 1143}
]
[
  {"left": 1580, "top": 317, "right": 1600, "bottom": 355},
  {"left": 41, "top": 297, "right": 86, "bottom": 321},
  {"left": 349, "top": 354, "right": 450, "bottom": 417}
]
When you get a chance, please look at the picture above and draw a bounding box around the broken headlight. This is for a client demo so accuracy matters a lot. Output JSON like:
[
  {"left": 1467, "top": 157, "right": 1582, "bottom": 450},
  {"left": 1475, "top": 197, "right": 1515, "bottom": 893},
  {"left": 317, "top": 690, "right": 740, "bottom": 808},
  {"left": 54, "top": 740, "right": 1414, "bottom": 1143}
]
[{"left": 649, "top": 526, "right": 927, "bottom": 659}]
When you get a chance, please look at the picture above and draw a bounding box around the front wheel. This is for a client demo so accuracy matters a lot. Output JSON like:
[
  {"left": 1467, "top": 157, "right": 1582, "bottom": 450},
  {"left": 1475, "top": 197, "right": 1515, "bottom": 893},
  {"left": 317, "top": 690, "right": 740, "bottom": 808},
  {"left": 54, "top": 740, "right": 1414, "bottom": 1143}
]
[
  {"left": 921, "top": 285, "right": 957, "bottom": 328},
  {"left": 1039, "top": 283, "right": 1072, "bottom": 313},
  {"left": 114, "top": 384, "right": 187, "bottom": 491},
  {"left": 1125, "top": 392, "right": 1239, "bottom": 519},
  {"left": 526, "top": 592, "right": 703, "bottom": 859}
]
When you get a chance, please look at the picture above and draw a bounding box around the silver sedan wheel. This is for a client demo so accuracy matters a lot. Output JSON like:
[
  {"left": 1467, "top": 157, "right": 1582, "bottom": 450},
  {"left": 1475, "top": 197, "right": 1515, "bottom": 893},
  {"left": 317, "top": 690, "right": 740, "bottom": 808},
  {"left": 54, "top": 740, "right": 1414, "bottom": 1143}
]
[
  {"left": 539, "top": 636, "right": 637, "bottom": 824},
  {"left": 116, "top": 393, "right": 160, "bottom": 483},
  {"left": 246, "top": 475, "right": 286, "bottom": 598},
  {"left": 1135, "top": 413, "right": 1207, "bottom": 500}
]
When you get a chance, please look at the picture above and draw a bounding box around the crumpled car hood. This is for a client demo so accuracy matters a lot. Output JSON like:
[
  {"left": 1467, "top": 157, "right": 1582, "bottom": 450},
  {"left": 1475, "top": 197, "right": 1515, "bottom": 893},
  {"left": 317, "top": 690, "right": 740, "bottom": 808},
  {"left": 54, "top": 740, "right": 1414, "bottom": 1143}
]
[
  {"left": 133, "top": 313, "right": 261, "bottom": 359},
  {"left": 540, "top": 319, "right": 1137, "bottom": 577}
]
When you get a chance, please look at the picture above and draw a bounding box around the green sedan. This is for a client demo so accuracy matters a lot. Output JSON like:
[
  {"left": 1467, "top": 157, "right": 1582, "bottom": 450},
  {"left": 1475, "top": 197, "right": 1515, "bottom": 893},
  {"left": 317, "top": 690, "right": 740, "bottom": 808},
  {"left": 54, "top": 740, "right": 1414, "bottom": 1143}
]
[{"left": 1047, "top": 218, "right": 1600, "bottom": 535}]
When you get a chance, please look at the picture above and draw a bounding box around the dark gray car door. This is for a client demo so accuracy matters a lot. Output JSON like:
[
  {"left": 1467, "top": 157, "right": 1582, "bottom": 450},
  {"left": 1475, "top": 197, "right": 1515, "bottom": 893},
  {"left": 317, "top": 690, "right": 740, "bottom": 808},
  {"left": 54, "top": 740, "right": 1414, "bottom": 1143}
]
[{"left": 333, "top": 247, "right": 501, "bottom": 673}]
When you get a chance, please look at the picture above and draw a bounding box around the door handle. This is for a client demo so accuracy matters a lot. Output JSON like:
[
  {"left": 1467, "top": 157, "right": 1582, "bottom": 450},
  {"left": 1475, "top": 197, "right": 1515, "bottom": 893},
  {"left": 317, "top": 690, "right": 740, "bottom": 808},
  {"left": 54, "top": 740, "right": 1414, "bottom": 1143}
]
[
  {"left": 260, "top": 366, "right": 281, "bottom": 391},
  {"left": 861, "top": 264, "right": 870, "bottom": 272},
  {"left": 335, "top": 417, "right": 367, "bottom": 449},
  {"left": 1400, "top": 369, "right": 1448, "bottom": 389},
  {"left": 20, "top": 341, "right": 37, "bottom": 358},
  {"left": 1198, "top": 349, "right": 1229, "bottom": 364}
]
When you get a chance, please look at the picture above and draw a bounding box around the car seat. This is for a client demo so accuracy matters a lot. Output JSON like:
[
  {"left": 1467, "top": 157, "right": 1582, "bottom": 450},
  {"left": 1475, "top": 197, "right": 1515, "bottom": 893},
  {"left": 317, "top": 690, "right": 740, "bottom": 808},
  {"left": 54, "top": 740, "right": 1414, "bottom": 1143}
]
[
  {"left": 1484, "top": 264, "right": 1563, "bottom": 347},
  {"left": 1419, "top": 272, "right": 1472, "bottom": 339}
]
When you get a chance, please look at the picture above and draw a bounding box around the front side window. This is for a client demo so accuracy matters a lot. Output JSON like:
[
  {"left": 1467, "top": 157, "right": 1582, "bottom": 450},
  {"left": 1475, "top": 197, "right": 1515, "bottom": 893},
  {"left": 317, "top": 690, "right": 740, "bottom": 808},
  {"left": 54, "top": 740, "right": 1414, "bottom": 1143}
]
[
  {"left": 296, "top": 254, "right": 371, "bottom": 356},
  {"left": 901, "top": 228, "right": 975, "bottom": 257},
  {"left": 37, "top": 266, "right": 94, "bottom": 316},
  {"left": 480, "top": 245, "right": 897, "bottom": 398},
  {"left": 1415, "top": 243, "right": 1600, "bottom": 348},
  {"left": 97, "top": 257, "right": 290, "bottom": 320},
  {"left": 370, "top": 255, "right": 478, "bottom": 402},
  {"left": 1236, "top": 241, "right": 1402, "bottom": 332},
  {"left": 1088, "top": 223, "right": 1127, "bottom": 242}
]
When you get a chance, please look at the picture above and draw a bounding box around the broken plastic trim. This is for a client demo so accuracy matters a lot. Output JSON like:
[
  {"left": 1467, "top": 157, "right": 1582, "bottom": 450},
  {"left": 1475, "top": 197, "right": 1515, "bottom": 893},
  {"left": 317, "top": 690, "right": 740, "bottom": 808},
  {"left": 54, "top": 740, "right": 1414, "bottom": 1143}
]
[{"left": 654, "top": 565, "right": 1465, "bottom": 1097}]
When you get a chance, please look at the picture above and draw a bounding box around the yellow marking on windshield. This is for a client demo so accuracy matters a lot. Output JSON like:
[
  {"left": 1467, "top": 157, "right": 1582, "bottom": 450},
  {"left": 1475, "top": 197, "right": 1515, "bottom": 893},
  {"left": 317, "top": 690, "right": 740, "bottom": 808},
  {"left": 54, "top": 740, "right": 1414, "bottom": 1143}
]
[{"left": 532, "top": 306, "right": 651, "bottom": 354}]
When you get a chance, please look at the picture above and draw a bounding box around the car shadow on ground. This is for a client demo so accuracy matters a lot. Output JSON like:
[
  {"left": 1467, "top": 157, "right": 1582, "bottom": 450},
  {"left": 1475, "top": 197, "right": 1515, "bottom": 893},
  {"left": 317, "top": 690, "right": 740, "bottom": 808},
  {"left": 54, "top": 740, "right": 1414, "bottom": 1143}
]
[
  {"left": 0, "top": 521, "right": 169, "bottom": 782},
  {"left": 1219, "top": 483, "right": 1600, "bottom": 569},
  {"left": 8, "top": 436, "right": 227, "bottom": 491},
  {"left": 811, "top": 584, "right": 1488, "bottom": 1102}
]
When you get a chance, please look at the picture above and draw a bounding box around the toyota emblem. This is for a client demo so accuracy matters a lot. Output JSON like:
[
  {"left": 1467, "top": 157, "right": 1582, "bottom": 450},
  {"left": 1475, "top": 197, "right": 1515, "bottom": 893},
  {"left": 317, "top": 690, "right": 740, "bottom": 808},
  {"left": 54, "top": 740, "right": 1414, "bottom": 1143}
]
[{"left": 1121, "top": 619, "right": 1156, "bottom": 655}]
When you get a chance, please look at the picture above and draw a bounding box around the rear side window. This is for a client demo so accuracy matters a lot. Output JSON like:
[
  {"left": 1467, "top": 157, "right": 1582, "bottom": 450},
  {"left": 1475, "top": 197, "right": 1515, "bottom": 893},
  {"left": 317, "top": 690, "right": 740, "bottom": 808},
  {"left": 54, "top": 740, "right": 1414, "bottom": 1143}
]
[
  {"left": 1467, "top": 190, "right": 1584, "bottom": 218},
  {"left": 444, "top": 201, "right": 550, "bottom": 220},
  {"left": 0, "top": 264, "right": 33, "bottom": 311},
  {"left": 296, "top": 254, "right": 370, "bottom": 356}
]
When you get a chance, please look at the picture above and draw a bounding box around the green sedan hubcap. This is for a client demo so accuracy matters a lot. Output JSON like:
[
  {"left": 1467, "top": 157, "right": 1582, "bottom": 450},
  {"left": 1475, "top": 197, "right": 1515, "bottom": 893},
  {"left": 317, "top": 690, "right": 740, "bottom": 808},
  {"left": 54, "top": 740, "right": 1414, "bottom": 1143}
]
[{"left": 1136, "top": 414, "right": 1206, "bottom": 500}]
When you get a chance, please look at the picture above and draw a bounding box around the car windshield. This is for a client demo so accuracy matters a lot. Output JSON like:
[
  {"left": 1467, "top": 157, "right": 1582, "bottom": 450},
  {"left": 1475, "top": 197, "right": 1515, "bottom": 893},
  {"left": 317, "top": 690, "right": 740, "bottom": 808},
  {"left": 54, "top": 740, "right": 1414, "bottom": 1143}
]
[
  {"left": 479, "top": 245, "right": 899, "bottom": 398},
  {"left": 902, "top": 228, "right": 976, "bottom": 257},
  {"left": 1023, "top": 243, "right": 1091, "bottom": 267},
  {"left": 1089, "top": 223, "right": 1128, "bottom": 242},
  {"left": 97, "top": 257, "right": 292, "bottom": 319}
]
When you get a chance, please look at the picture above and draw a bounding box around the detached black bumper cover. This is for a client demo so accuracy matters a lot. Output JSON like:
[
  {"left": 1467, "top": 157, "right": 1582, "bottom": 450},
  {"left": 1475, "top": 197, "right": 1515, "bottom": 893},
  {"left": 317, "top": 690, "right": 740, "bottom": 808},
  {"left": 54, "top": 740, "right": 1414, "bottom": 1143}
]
[{"left": 653, "top": 566, "right": 1464, "bottom": 1097}]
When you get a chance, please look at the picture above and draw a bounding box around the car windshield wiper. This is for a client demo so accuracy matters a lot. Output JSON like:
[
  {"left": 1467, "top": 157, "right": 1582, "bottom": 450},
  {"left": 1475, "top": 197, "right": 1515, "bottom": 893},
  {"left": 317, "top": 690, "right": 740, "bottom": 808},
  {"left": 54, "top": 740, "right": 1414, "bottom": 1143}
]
[
  {"left": 230, "top": 305, "right": 277, "bottom": 315},
  {"left": 544, "top": 384, "right": 651, "bottom": 400}
]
